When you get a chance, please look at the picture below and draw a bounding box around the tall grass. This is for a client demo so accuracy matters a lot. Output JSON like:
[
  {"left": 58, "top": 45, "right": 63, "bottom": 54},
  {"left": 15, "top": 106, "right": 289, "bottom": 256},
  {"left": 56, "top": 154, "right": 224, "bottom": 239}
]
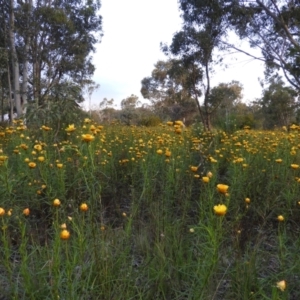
[{"left": 0, "top": 120, "right": 299, "bottom": 299}]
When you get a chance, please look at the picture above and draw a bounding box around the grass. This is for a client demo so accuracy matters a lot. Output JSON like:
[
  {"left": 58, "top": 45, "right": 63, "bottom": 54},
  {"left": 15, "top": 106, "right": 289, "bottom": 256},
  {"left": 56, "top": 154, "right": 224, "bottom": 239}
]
[{"left": 0, "top": 119, "right": 299, "bottom": 299}]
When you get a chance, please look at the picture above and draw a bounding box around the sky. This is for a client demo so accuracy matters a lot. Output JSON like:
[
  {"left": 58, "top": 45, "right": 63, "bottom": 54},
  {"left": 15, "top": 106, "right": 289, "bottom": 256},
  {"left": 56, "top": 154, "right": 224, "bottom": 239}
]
[{"left": 84, "top": 0, "right": 265, "bottom": 110}]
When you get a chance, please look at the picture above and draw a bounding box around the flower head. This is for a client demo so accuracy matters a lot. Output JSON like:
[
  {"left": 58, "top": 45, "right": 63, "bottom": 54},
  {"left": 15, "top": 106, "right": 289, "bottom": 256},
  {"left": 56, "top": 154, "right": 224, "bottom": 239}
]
[
  {"left": 217, "top": 184, "right": 229, "bottom": 194},
  {"left": 28, "top": 162, "right": 36, "bottom": 169},
  {"left": 276, "top": 280, "right": 286, "bottom": 291},
  {"left": 23, "top": 208, "right": 30, "bottom": 216},
  {"left": 213, "top": 204, "right": 227, "bottom": 216},
  {"left": 82, "top": 134, "right": 95, "bottom": 142},
  {"left": 53, "top": 199, "right": 61, "bottom": 207},
  {"left": 277, "top": 215, "right": 284, "bottom": 222},
  {"left": 65, "top": 124, "right": 76, "bottom": 133},
  {"left": 206, "top": 171, "right": 213, "bottom": 178},
  {"left": 80, "top": 203, "right": 88, "bottom": 212},
  {"left": 202, "top": 176, "right": 209, "bottom": 183},
  {"left": 0, "top": 207, "right": 5, "bottom": 216},
  {"left": 60, "top": 229, "right": 70, "bottom": 240},
  {"left": 190, "top": 166, "right": 198, "bottom": 172}
]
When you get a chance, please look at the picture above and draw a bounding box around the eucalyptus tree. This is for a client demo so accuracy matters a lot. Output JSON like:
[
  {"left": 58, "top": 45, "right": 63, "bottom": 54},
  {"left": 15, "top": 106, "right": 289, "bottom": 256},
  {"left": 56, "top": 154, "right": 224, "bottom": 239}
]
[
  {"left": 258, "top": 75, "right": 298, "bottom": 128},
  {"left": 178, "top": 0, "right": 300, "bottom": 91},
  {"left": 227, "top": 0, "right": 300, "bottom": 91},
  {"left": 141, "top": 59, "right": 198, "bottom": 121},
  {"left": 3, "top": 0, "right": 103, "bottom": 119},
  {"left": 164, "top": 0, "right": 230, "bottom": 130}
]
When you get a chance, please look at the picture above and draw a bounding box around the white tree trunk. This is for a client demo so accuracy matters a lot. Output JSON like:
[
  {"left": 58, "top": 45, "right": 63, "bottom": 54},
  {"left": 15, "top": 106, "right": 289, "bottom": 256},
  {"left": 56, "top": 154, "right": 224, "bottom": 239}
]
[{"left": 9, "top": 0, "right": 22, "bottom": 117}]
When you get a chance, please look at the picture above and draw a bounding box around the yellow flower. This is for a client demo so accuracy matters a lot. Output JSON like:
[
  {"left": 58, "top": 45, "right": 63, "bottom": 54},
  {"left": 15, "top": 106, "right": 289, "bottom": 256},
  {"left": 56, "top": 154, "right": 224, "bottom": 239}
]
[
  {"left": 56, "top": 163, "right": 63, "bottom": 168},
  {"left": 0, "top": 155, "right": 8, "bottom": 161},
  {"left": 165, "top": 150, "right": 171, "bottom": 157},
  {"left": 0, "top": 207, "right": 5, "bottom": 216},
  {"left": 65, "top": 124, "right": 76, "bottom": 132},
  {"left": 23, "top": 208, "right": 30, "bottom": 216},
  {"left": 213, "top": 204, "right": 227, "bottom": 216},
  {"left": 217, "top": 184, "right": 229, "bottom": 194},
  {"left": 41, "top": 125, "right": 51, "bottom": 131},
  {"left": 60, "top": 223, "right": 67, "bottom": 229},
  {"left": 90, "top": 125, "right": 96, "bottom": 132},
  {"left": 276, "top": 280, "right": 286, "bottom": 291},
  {"left": 34, "top": 144, "right": 42, "bottom": 151},
  {"left": 275, "top": 159, "right": 283, "bottom": 163},
  {"left": 53, "top": 199, "right": 61, "bottom": 207},
  {"left": 291, "top": 164, "right": 299, "bottom": 169},
  {"left": 80, "top": 203, "right": 88, "bottom": 212},
  {"left": 189, "top": 228, "right": 195, "bottom": 233},
  {"left": 38, "top": 156, "right": 45, "bottom": 162},
  {"left": 202, "top": 176, "right": 209, "bottom": 183},
  {"left": 82, "top": 134, "right": 95, "bottom": 142},
  {"left": 245, "top": 198, "right": 251, "bottom": 204},
  {"left": 277, "top": 215, "right": 284, "bottom": 222},
  {"left": 156, "top": 149, "right": 163, "bottom": 155},
  {"left": 190, "top": 166, "right": 198, "bottom": 172},
  {"left": 60, "top": 229, "right": 70, "bottom": 240},
  {"left": 175, "top": 128, "right": 182, "bottom": 134},
  {"left": 206, "top": 171, "right": 213, "bottom": 178},
  {"left": 175, "top": 120, "right": 184, "bottom": 126},
  {"left": 28, "top": 162, "right": 36, "bottom": 169}
]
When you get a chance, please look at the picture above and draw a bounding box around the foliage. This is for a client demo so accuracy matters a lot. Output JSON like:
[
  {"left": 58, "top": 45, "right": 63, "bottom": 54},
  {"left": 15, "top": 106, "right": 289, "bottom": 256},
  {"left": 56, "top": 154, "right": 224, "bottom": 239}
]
[
  {"left": 1, "top": 0, "right": 102, "bottom": 117},
  {"left": 141, "top": 59, "right": 198, "bottom": 123},
  {"left": 1, "top": 121, "right": 300, "bottom": 298},
  {"left": 164, "top": 0, "right": 234, "bottom": 130},
  {"left": 228, "top": 0, "right": 300, "bottom": 91},
  {"left": 258, "top": 75, "right": 299, "bottom": 129},
  {"left": 26, "top": 81, "right": 88, "bottom": 137}
]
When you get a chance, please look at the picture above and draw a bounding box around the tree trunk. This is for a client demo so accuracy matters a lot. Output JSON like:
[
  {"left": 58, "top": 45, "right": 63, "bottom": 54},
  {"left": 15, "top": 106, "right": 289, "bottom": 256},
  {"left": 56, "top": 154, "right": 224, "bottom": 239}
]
[
  {"left": 9, "top": 0, "right": 22, "bottom": 117},
  {"left": 21, "top": 0, "right": 32, "bottom": 117}
]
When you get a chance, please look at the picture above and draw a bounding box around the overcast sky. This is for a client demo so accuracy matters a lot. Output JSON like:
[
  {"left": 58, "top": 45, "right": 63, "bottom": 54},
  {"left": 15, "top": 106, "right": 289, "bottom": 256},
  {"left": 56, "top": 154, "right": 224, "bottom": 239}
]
[{"left": 85, "top": 0, "right": 265, "bottom": 110}]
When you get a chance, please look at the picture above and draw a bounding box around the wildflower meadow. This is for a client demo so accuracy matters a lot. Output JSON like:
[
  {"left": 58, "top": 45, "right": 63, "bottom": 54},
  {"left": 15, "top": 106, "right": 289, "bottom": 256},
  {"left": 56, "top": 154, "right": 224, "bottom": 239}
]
[{"left": 0, "top": 119, "right": 300, "bottom": 299}]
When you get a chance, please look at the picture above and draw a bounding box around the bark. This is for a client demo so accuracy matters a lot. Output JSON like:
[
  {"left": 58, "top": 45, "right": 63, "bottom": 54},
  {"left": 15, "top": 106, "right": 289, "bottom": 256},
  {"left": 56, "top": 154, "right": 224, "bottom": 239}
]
[
  {"left": 21, "top": 0, "right": 33, "bottom": 116},
  {"left": 9, "top": 0, "right": 22, "bottom": 117},
  {"left": 203, "top": 62, "right": 211, "bottom": 131}
]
